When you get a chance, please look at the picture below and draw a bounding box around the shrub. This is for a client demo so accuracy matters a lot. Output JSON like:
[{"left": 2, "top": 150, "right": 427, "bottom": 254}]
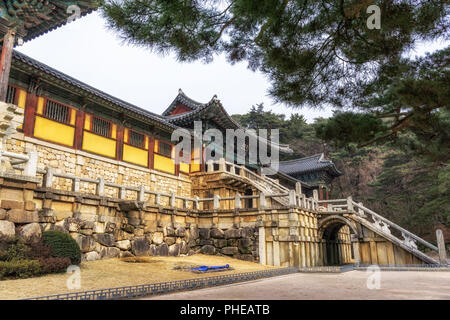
[
  {"left": 28, "top": 241, "right": 52, "bottom": 260},
  {"left": 42, "top": 231, "right": 81, "bottom": 265},
  {"left": 0, "top": 260, "right": 42, "bottom": 279},
  {"left": 0, "top": 237, "right": 30, "bottom": 262},
  {"left": 39, "top": 257, "right": 71, "bottom": 274}
]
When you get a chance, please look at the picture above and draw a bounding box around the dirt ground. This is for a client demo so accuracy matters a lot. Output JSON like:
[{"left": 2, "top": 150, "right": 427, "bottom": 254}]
[
  {"left": 146, "top": 271, "right": 450, "bottom": 300},
  {"left": 0, "top": 255, "right": 274, "bottom": 300}
]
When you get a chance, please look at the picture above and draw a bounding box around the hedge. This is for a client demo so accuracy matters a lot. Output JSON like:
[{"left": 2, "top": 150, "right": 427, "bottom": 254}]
[
  {"left": 42, "top": 231, "right": 81, "bottom": 265},
  {"left": 0, "top": 260, "right": 42, "bottom": 279}
]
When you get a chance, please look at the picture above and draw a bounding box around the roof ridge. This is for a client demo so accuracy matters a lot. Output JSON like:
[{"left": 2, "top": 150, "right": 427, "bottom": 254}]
[{"left": 279, "top": 153, "right": 323, "bottom": 164}]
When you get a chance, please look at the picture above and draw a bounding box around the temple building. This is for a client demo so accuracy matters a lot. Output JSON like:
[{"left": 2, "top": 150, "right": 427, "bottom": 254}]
[{"left": 277, "top": 154, "right": 342, "bottom": 200}]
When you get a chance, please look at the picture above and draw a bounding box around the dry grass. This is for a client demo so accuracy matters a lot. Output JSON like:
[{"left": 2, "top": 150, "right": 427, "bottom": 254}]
[{"left": 0, "top": 254, "right": 275, "bottom": 300}]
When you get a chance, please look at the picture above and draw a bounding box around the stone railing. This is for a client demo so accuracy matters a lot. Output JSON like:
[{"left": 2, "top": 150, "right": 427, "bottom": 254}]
[
  {"left": 0, "top": 149, "right": 38, "bottom": 177},
  {"left": 318, "top": 197, "right": 446, "bottom": 264}
]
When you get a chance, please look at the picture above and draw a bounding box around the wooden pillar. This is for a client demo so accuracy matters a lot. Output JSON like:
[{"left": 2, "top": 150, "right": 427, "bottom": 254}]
[
  {"left": 148, "top": 136, "right": 155, "bottom": 169},
  {"left": 23, "top": 92, "right": 37, "bottom": 137},
  {"left": 74, "top": 110, "right": 85, "bottom": 150},
  {"left": 0, "top": 29, "right": 16, "bottom": 102},
  {"left": 116, "top": 126, "right": 124, "bottom": 161}
]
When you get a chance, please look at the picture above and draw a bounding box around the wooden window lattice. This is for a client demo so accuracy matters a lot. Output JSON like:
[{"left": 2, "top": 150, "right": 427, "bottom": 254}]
[
  {"left": 5, "top": 85, "right": 16, "bottom": 104},
  {"left": 129, "top": 130, "right": 144, "bottom": 148},
  {"left": 44, "top": 100, "right": 70, "bottom": 124},
  {"left": 159, "top": 141, "right": 172, "bottom": 158},
  {"left": 92, "top": 116, "right": 111, "bottom": 138}
]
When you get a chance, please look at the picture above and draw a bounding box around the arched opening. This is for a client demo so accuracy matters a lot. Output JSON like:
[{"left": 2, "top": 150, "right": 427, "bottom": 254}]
[{"left": 318, "top": 216, "right": 359, "bottom": 266}]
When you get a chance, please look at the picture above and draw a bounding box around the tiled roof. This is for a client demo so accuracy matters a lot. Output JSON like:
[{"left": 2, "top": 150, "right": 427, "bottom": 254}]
[
  {"left": 161, "top": 89, "right": 207, "bottom": 116},
  {"left": 12, "top": 50, "right": 178, "bottom": 131},
  {"left": 0, "top": 1, "right": 98, "bottom": 42},
  {"left": 279, "top": 153, "right": 342, "bottom": 176}
]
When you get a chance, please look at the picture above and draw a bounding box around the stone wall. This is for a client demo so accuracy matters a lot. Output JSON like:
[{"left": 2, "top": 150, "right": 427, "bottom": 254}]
[
  {"left": 0, "top": 175, "right": 259, "bottom": 262},
  {"left": 4, "top": 133, "right": 191, "bottom": 202}
]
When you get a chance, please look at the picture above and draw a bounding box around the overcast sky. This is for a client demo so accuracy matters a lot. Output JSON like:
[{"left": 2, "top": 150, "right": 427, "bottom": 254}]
[{"left": 16, "top": 11, "right": 447, "bottom": 123}]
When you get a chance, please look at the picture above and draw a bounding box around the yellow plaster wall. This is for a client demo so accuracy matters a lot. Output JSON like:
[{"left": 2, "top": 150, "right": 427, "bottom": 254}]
[
  {"left": 82, "top": 131, "right": 116, "bottom": 158},
  {"left": 33, "top": 116, "right": 74, "bottom": 147}
]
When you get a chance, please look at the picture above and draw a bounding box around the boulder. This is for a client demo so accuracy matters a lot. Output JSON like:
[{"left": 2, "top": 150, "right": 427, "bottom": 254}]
[
  {"left": 149, "top": 244, "right": 158, "bottom": 256},
  {"left": 156, "top": 243, "right": 169, "bottom": 256},
  {"left": 221, "top": 247, "right": 239, "bottom": 256},
  {"left": 210, "top": 228, "right": 225, "bottom": 239},
  {"left": 84, "top": 251, "right": 101, "bottom": 261},
  {"left": 17, "top": 223, "right": 41, "bottom": 243},
  {"left": 224, "top": 228, "right": 241, "bottom": 239},
  {"left": 165, "top": 237, "right": 176, "bottom": 246},
  {"left": 238, "top": 238, "right": 253, "bottom": 254},
  {"left": 163, "top": 224, "right": 175, "bottom": 237},
  {"left": 169, "top": 243, "right": 181, "bottom": 256},
  {"left": 115, "top": 240, "right": 131, "bottom": 250},
  {"left": 93, "top": 222, "right": 105, "bottom": 233},
  {"left": 199, "top": 228, "right": 210, "bottom": 240},
  {"left": 152, "top": 232, "right": 164, "bottom": 245},
  {"left": 190, "top": 225, "right": 199, "bottom": 239},
  {"left": 72, "top": 234, "right": 96, "bottom": 253},
  {"left": 64, "top": 218, "right": 81, "bottom": 232},
  {"left": 100, "top": 247, "right": 120, "bottom": 259},
  {"left": 7, "top": 209, "right": 38, "bottom": 224},
  {"left": 81, "top": 221, "right": 95, "bottom": 229},
  {"left": 175, "top": 227, "right": 186, "bottom": 237},
  {"left": 213, "top": 239, "right": 228, "bottom": 248},
  {"left": 131, "top": 238, "right": 150, "bottom": 256},
  {"left": 94, "top": 233, "right": 115, "bottom": 247},
  {"left": 240, "top": 227, "right": 255, "bottom": 238},
  {"left": 200, "top": 245, "right": 216, "bottom": 255},
  {"left": 0, "top": 220, "right": 15, "bottom": 238},
  {"left": 180, "top": 241, "right": 189, "bottom": 255}
]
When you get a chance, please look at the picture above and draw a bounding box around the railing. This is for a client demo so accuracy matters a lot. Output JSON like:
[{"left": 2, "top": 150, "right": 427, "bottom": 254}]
[
  {"left": 318, "top": 197, "right": 439, "bottom": 254},
  {"left": 26, "top": 267, "right": 298, "bottom": 300}
]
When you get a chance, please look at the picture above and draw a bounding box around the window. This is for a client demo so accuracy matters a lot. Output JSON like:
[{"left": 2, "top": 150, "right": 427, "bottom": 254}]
[
  {"left": 92, "top": 116, "right": 111, "bottom": 138},
  {"left": 45, "top": 100, "right": 70, "bottom": 124},
  {"left": 5, "top": 85, "right": 16, "bottom": 104},
  {"left": 159, "top": 141, "right": 172, "bottom": 158},
  {"left": 129, "top": 130, "right": 144, "bottom": 148}
]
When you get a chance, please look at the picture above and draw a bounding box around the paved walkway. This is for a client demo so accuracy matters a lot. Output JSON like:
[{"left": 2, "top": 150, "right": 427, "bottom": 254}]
[{"left": 144, "top": 271, "right": 450, "bottom": 300}]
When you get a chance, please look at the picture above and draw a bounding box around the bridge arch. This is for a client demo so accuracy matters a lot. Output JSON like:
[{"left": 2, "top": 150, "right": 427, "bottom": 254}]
[{"left": 318, "top": 215, "right": 359, "bottom": 266}]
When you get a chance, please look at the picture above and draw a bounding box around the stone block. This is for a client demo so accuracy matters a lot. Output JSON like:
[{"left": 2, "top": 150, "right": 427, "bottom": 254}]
[
  {"left": 84, "top": 251, "right": 101, "bottom": 261},
  {"left": 221, "top": 247, "right": 239, "bottom": 256},
  {"left": 24, "top": 201, "right": 36, "bottom": 211},
  {"left": 7, "top": 209, "right": 38, "bottom": 224},
  {"left": 169, "top": 243, "right": 180, "bottom": 256},
  {"left": 200, "top": 245, "right": 216, "bottom": 255},
  {"left": 72, "top": 234, "right": 96, "bottom": 253},
  {"left": 163, "top": 224, "right": 175, "bottom": 237},
  {"left": 100, "top": 247, "right": 120, "bottom": 259},
  {"left": 132, "top": 237, "right": 150, "bottom": 256},
  {"left": 115, "top": 240, "right": 131, "bottom": 250},
  {"left": 1, "top": 200, "right": 24, "bottom": 210},
  {"left": 199, "top": 228, "right": 210, "bottom": 240},
  {"left": 152, "top": 232, "right": 164, "bottom": 245},
  {"left": 156, "top": 243, "right": 169, "bottom": 256},
  {"left": 213, "top": 239, "right": 228, "bottom": 248},
  {"left": 0, "top": 209, "right": 6, "bottom": 220},
  {"left": 54, "top": 211, "right": 73, "bottom": 221},
  {"left": 165, "top": 236, "right": 176, "bottom": 246},
  {"left": 175, "top": 226, "right": 186, "bottom": 237},
  {"left": 224, "top": 228, "right": 241, "bottom": 239},
  {"left": 94, "top": 233, "right": 115, "bottom": 247},
  {"left": 210, "top": 228, "right": 225, "bottom": 239}
]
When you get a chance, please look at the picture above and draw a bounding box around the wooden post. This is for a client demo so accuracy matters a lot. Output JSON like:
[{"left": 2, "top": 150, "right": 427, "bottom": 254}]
[
  {"left": 436, "top": 229, "right": 448, "bottom": 265},
  {"left": 0, "top": 29, "right": 16, "bottom": 102}
]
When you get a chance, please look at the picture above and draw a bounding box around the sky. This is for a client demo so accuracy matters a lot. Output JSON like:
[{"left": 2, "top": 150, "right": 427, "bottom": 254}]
[{"left": 16, "top": 11, "right": 447, "bottom": 123}]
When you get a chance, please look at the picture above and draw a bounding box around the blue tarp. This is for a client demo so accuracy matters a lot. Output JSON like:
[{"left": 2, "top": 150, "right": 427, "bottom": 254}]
[{"left": 192, "top": 264, "right": 230, "bottom": 272}]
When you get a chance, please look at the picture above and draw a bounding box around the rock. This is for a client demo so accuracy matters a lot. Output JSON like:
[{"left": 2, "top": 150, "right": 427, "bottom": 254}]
[
  {"left": 180, "top": 241, "right": 189, "bottom": 255},
  {"left": 175, "top": 227, "right": 186, "bottom": 237},
  {"left": 238, "top": 238, "right": 253, "bottom": 254},
  {"left": 84, "top": 251, "right": 101, "bottom": 261},
  {"left": 24, "top": 201, "right": 36, "bottom": 211},
  {"left": 156, "top": 243, "right": 169, "bottom": 256},
  {"left": 72, "top": 234, "right": 96, "bottom": 253},
  {"left": 200, "top": 245, "right": 216, "bottom": 255},
  {"left": 165, "top": 237, "right": 176, "bottom": 246},
  {"left": 64, "top": 218, "right": 81, "bottom": 232},
  {"left": 238, "top": 254, "right": 254, "bottom": 262},
  {"left": 100, "top": 247, "right": 120, "bottom": 259},
  {"left": 149, "top": 244, "right": 157, "bottom": 256},
  {"left": 81, "top": 221, "right": 95, "bottom": 229},
  {"left": 199, "top": 228, "right": 210, "bottom": 240},
  {"left": 122, "top": 224, "right": 134, "bottom": 233},
  {"left": 7, "top": 209, "right": 38, "bottom": 224},
  {"left": 120, "top": 251, "right": 134, "bottom": 258},
  {"left": 128, "top": 218, "right": 140, "bottom": 227},
  {"left": 190, "top": 225, "right": 199, "bottom": 239},
  {"left": 221, "top": 247, "right": 239, "bottom": 256},
  {"left": 93, "top": 222, "right": 105, "bottom": 233},
  {"left": 0, "top": 209, "right": 7, "bottom": 220},
  {"left": 152, "top": 232, "right": 164, "bottom": 245},
  {"left": 17, "top": 223, "right": 41, "bottom": 243},
  {"left": 210, "top": 228, "right": 225, "bottom": 239},
  {"left": 134, "top": 227, "right": 144, "bottom": 237},
  {"left": 169, "top": 243, "right": 180, "bottom": 256},
  {"left": 131, "top": 238, "right": 150, "bottom": 256},
  {"left": 163, "top": 224, "right": 175, "bottom": 237},
  {"left": 240, "top": 227, "right": 255, "bottom": 238},
  {"left": 79, "top": 229, "right": 93, "bottom": 236},
  {"left": 105, "top": 222, "right": 116, "bottom": 233},
  {"left": 115, "top": 240, "right": 131, "bottom": 250},
  {"left": 213, "top": 239, "right": 228, "bottom": 248},
  {"left": 0, "top": 220, "right": 15, "bottom": 238},
  {"left": 224, "top": 228, "right": 241, "bottom": 239},
  {"left": 227, "top": 239, "right": 238, "bottom": 247},
  {"left": 94, "top": 233, "right": 115, "bottom": 247},
  {"left": 199, "top": 239, "right": 213, "bottom": 246}
]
